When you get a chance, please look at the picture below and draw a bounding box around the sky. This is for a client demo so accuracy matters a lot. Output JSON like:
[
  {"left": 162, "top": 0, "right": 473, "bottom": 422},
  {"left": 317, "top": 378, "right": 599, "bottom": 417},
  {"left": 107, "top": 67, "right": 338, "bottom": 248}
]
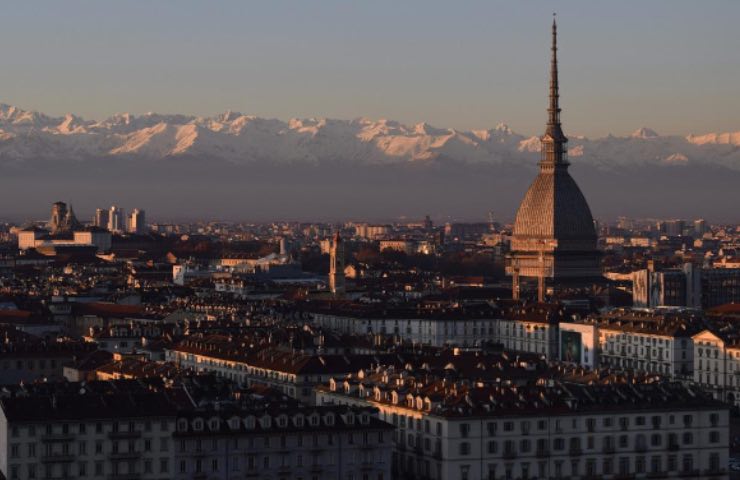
[{"left": 0, "top": 0, "right": 739, "bottom": 138}]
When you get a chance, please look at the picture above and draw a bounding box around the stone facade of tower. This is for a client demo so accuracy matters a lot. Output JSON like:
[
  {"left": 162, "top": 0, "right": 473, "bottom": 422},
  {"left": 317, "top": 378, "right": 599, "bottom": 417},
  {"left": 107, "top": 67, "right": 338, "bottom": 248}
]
[
  {"left": 506, "top": 19, "right": 602, "bottom": 301},
  {"left": 48, "top": 201, "right": 81, "bottom": 234},
  {"left": 329, "top": 232, "right": 346, "bottom": 296}
]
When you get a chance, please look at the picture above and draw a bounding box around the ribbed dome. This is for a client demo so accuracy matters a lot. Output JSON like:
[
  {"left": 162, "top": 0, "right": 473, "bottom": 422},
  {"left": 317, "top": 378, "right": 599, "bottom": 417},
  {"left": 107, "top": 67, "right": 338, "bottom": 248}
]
[{"left": 512, "top": 167, "right": 597, "bottom": 250}]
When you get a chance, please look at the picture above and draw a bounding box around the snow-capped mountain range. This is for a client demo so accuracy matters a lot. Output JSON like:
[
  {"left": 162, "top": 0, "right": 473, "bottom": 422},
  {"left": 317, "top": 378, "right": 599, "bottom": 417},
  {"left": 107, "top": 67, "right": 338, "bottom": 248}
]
[{"left": 0, "top": 103, "right": 739, "bottom": 170}]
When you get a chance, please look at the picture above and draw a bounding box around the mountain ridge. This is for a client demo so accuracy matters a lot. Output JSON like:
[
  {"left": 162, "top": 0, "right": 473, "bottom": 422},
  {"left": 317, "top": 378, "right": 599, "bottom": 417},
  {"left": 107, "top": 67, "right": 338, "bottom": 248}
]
[{"left": 0, "top": 103, "right": 738, "bottom": 170}]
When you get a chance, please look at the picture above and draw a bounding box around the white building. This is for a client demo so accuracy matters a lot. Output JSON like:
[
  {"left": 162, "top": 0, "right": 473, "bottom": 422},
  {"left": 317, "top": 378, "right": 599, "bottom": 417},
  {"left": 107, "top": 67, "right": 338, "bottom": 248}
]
[
  {"left": 310, "top": 307, "right": 500, "bottom": 348},
  {"left": 318, "top": 370, "right": 729, "bottom": 480},
  {"left": 693, "top": 329, "right": 740, "bottom": 407},
  {"left": 589, "top": 310, "right": 696, "bottom": 378},
  {"left": 173, "top": 405, "right": 393, "bottom": 480},
  {"left": 108, "top": 206, "right": 125, "bottom": 233},
  {"left": 0, "top": 385, "right": 176, "bottom": 480},
  {"left": 128, "top": 208, "right": 146, "bottom": 235}
]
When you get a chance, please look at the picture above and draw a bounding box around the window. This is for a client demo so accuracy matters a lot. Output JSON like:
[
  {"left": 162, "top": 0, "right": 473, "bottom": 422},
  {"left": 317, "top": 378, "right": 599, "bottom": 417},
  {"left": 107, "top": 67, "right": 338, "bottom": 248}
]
[
  {"left": 459, "top": 423, "right": 470, "bottom": 438},
  {"left": 459, "top": 442, "right": 470, "bottom": 455},
  {"left": 709, "top": 431, "right": 720, "bottom": 443},
  {"left": 710, "top": 413, "right": 719, "bottom": 427},
  {"left": 586, "top": 418, "right": 596, "bottom": 432},
  {"left": 619, "top": 457, "right": 630, "bottom": 475}
]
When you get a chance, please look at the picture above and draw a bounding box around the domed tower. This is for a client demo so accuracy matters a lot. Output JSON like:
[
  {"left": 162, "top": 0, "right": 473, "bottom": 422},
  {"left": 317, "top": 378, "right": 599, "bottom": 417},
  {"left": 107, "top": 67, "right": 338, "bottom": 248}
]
[{"left": 506, "top": 17, "right": 601, "bottom": 301}]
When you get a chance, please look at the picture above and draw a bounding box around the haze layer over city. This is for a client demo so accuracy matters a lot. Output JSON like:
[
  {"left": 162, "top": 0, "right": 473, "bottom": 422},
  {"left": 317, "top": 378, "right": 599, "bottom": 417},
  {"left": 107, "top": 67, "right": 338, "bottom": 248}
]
[{"left": 0, "top": 3, "right": 739, "bottom": 480}]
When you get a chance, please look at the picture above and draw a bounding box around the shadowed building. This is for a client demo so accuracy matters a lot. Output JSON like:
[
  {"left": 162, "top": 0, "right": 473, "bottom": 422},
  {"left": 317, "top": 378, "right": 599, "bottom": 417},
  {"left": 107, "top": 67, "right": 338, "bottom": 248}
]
[
  {"left": 507, "top": 18, "right": 602, "bottom": 301},
  {"left": 47, "top": 201, "right": 81, "bottom": 234},
  {"left": 329, "top": 232, "right": 346, "bottom": 296}
]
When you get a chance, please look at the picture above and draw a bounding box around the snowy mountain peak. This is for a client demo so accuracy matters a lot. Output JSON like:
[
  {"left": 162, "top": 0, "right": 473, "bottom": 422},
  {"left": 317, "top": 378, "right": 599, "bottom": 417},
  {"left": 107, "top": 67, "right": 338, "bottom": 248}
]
[
  {"left": 494, "top": 123, "right": 514, "bottom": 135},
  {"left": 0, "top": 103, "right": 735, "bottom": 170},
  {"left": 631, "top": 127, "right": 660, "bottom": 139}
]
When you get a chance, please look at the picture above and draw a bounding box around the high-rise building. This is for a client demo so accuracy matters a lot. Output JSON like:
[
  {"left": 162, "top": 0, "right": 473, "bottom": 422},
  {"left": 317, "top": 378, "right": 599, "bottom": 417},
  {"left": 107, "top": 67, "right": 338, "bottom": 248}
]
[
  {"left": 94, "top": 208, "right": 109, "bottom": 229},
  {"left": 328, "top": 232, "right": 345, "bottom": 296},
  {"left": 108, "top": 206, "right": 125, "bottom": 233},
  {"left": 128, "top": 208, "right": 146, "bottom": 234},
  {"left": 665, "top": 219, "right": 685, "bottom": 237},
  {"left": 506, "top": 18, "right": 601, "bottom": 301},
  {"left": 694, "top": 218, "right": 707, "bottom": 236}
]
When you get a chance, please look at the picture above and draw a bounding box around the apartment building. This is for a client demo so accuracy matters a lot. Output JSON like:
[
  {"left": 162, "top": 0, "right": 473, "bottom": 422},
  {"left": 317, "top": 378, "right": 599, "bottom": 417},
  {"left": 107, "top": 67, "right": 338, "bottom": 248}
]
[
  {"left": 317, "top": 368, "right": 729, "bottom": 480},
  {"left": 173, "top": 405, "right": 393, "bottom": 480}
]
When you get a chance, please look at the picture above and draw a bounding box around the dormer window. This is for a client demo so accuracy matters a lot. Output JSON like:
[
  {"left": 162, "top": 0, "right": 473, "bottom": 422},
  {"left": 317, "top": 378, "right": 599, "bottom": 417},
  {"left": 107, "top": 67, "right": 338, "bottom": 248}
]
[
  {"left": 294, "top": 415, "right": 305, "bottom": 428},
  {"left": 229, "top": 418, "right": 240, "bottom": 430},
  {"left": 209, "top": 418, "right": 220, "bottom": 431},
  {"left": 177, "top": 419, "right": 188, "bottom": 432},
  {"left": 260, "top": 416, "right": 272, "bottom": 429},
  {"left": 325, "top": 414, "right": 335, "bottom": 426},
  {"left": 345, "top": 413, "right": 354, "bottom": 425},
  {"left": 193, "top": 419, "right": 203, "bottom": 431},
  {"left": 309, "top": 414, "right": 319, "bottom": 426},
  {"left": 360, "top": 414, "right": 369, "bottom": 425},
  {"left": 245, "top": 416, "right": 256, "bottom": 429},
  {"left": 277, "top": 416, "right": 288, "bottom": 428}
]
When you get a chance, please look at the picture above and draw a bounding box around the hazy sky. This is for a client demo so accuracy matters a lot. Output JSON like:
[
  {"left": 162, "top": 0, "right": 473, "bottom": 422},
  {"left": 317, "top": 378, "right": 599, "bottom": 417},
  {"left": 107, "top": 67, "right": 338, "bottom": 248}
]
[{"left": 1, "top": 0, "right": 738, "bottom": 137}]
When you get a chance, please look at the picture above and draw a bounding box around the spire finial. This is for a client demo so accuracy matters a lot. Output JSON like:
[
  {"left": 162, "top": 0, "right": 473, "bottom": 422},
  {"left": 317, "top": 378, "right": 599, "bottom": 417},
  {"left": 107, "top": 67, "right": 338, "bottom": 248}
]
[
  {"left": 549, "top": 14, "right": 559, "bottom": 128},
  {"left": 542, "top": 14, "right": 568, "bottom": 167}
]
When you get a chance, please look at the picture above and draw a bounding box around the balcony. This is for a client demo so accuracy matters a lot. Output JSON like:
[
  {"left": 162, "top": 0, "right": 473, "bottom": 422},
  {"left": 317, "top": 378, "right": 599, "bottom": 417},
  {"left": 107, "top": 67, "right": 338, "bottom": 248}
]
[
  {"left": 41, "top": 453, "right": 76, "bottom": 463},
  {"left": 109, "top": 451, "right": 141, "bottom": 460},
  {"left": 41, "top": 434, "right": 75, "bottom": 442},
  {"left": 646, "top": 473, "right": 669, "bottom": 479},
  {"left": 602, "top": 445, "right": 616, "bottom": 454},
  {"left": 678, "top": 470, "right": 700, "bottom": 478},
  {"left": 667, "top": 443, "right": 680, "bottom": 451},
  {"left": 502, "top": 450, "right": 517, "bottom": 459},
  {"left": 535, "top": 448, "right": 550, "bottom": 458},
  {"left": 569, "top": 447, "right": 582, "bottom": 456},
  {"left": 703, "top": 468, "right": 727, "bottom": 477},
  {"left": 108, "top": 431, "right": 142, "bottom": 440},
  {"left": 106, "top": 474, "right": 141, "bottom": 480}
]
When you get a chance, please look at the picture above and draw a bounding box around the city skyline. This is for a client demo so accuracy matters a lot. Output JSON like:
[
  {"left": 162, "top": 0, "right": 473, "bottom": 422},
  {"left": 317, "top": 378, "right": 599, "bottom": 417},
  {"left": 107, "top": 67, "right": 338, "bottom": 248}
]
[{"left": 0, "top": 5, "right": 738, "bottom": 480}]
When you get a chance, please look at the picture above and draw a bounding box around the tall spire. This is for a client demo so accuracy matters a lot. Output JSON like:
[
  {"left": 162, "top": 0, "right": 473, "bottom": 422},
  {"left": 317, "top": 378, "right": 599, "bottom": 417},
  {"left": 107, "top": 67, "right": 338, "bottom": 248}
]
[
  {"left": 542, "top": 13, "right": 568, "bottom": 167},
  {"left": 549, "top": 14, "right": 560, "bottom": 128}
]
